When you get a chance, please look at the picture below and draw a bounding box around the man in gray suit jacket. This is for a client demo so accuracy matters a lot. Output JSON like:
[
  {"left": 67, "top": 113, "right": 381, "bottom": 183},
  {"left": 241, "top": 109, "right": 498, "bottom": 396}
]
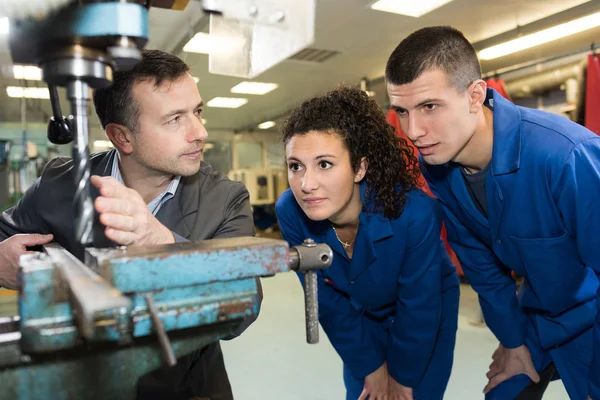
[{"left": 0, "top": 49, "right": 258, "bottom": 399}]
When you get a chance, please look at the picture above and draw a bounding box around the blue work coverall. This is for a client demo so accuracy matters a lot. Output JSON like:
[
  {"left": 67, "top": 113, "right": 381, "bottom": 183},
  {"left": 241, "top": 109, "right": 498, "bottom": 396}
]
[
  {"left": 421, "top": 89, "right": 600, "bottom": 399},
  {"left": 276, "top": 186, "right": 459, "bottom": 399}
]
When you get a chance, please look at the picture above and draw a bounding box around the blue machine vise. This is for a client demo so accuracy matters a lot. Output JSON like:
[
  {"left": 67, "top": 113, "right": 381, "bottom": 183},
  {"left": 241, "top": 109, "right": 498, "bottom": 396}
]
[{"left": 0, "top": 237, "right": 332, "bottom": 399}]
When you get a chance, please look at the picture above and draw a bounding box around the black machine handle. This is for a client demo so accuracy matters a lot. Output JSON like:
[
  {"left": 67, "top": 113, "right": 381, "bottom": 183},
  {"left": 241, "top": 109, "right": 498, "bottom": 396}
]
[{"left": 47, "top": 85, "right": 74, "bottom": 145}]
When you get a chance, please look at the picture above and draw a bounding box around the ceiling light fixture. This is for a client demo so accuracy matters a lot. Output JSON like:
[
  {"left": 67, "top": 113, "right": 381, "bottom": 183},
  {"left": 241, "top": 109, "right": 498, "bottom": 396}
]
[
  {"left": 0, "top": 17, "right": 9, "bottom": 35},
  {"left": 231, "top": 82, "right": 279, "bottom": 95},
  {"left": 13, "top": 65, "right": 43, "bottom": 81},
  {"left": 6, "top": 86, "right": 50, "bottom": 99},
  {"left": 370, "top": 0, "right": 453, "bottom": 17},
  {"left": 206, "top": 97, "right": 248, "bottom": 109},
  {"left": 183, "top": 32, "right": 211, "bottom": 54},
  {"left": 258, "top": 121, "right": 276, "bottom": 129},
  {"left": 479, "top": 11, "right": 600, "bottom": 60}
]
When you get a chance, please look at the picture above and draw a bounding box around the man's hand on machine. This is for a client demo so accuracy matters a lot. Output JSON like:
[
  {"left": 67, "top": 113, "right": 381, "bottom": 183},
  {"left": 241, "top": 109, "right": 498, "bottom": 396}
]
[
  {"left": 0, "top": 233, "right": 54, "bottom": 289},
  {"left": 484, "top": 344, "right": 540, "bottom": 394},
  {"left": 91, "top": 176, "right": 175, "bottom": 246}
]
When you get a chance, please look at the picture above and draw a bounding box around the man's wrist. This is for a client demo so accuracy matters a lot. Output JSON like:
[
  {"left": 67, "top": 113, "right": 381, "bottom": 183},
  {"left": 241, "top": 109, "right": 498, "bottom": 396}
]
[
  {"left": 160, "top": 224, "right": 175, "bottom": 244},
  {"left": 147, "top": 216, "right": 175, "bottom": 245}
]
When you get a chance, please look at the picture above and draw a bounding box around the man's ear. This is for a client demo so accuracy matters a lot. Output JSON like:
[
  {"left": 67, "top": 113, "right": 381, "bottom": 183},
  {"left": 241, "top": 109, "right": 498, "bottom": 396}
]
[
  {"left": 354, "top": 157, "right": 368, "bottom": 183},
  {"left": 105, "top": 123, "right": 134, "bottom": 154},
  {"left": 468, "top": 79, "right": 487, "bottom": 114}
]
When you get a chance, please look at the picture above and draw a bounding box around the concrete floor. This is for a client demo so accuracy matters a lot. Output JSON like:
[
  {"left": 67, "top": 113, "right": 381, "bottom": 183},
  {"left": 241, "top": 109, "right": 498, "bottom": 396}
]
[{"left": 221, "top": 275, "right": 570, "bottom": 400}]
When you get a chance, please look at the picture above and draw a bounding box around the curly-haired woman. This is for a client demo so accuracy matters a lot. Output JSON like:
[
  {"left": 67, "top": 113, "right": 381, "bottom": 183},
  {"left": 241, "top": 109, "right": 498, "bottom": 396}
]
[{"left": 275, "top": 87, "right": 459, "bottom": 400}]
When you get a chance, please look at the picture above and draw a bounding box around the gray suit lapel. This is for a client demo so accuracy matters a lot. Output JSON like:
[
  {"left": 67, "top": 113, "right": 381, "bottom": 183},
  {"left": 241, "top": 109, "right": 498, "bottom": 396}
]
[{"left": 155, "top": 171, "right": 201, "bottom": 239}]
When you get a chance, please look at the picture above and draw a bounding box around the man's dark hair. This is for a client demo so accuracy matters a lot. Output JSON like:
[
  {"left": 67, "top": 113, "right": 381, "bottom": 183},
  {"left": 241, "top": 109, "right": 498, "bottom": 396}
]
[
  {"left": 93, "top": 49, "right": 190, "bottom": 133},
  {"left": 385, "top": 26, "right": 481, "bottom": 90}
]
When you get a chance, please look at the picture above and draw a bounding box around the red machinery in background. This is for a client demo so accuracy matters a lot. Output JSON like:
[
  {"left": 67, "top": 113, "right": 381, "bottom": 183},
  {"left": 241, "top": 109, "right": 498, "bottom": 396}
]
[{"left": 585, "top": 53, "right": 600, "bottom": 135}]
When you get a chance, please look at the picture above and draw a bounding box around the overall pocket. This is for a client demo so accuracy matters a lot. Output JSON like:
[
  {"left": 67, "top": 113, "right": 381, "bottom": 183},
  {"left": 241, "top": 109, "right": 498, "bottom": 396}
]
[{"left": 510, "top": 230, "right": 587, "bottom": 314}]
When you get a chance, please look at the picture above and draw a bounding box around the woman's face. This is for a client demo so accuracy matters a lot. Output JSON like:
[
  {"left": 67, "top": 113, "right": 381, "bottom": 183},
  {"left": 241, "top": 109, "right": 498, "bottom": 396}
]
[{"left": 285, "top": 130, "right": 365, "bottom": 222}]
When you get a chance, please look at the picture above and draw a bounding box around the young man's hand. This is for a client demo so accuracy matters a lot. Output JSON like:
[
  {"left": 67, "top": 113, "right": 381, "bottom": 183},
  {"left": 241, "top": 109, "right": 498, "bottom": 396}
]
[
  {"left": 388, "top": 375, "right": 413, "bottom": 400},
  {"left": 484, "top": 344, "right": 540, "bottom": 394},
  {"left": 0, "top": 234, "right": 53, "bottom": 289},
  {"left": 91, "top": 176, "right": 174, "bottom": 246},
  {"left": 359, "top": 362, "right": 389, "bottom": 400}
]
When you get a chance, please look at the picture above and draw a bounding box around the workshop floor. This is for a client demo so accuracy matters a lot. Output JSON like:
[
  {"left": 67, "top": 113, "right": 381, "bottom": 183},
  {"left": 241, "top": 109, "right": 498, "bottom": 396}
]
[{"left": 221, "top": 276, "right": 570, "bottom": 400}]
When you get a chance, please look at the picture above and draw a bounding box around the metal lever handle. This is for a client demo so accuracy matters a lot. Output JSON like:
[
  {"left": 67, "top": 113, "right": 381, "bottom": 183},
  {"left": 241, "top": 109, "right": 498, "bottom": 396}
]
[
  {"left": 47, "top": 85, "right": 74, "bottom": 144},
  {"left": 145, "top": 295, "right": 177, "bottom": 367},
  {"left": 303, "top": 270, "right": 319, "bottom": 344},
  {"left": 289, "top": 239, "right": 333, "bottom": 344}
]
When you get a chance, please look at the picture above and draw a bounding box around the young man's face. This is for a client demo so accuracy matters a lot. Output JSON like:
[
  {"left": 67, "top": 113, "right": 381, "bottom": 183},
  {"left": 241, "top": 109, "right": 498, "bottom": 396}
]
[
  {"left": 129, "top": 73, "right": 207, "bottom": 177},
  {"left": 387, "top": 68, "right": 478, "bottom": 166}
]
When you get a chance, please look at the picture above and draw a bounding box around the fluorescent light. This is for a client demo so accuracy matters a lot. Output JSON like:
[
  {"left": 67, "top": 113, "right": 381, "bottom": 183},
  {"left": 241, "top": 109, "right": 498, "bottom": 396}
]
[
  {"left": 479, "top": 11, "right": 600, "bottom": 60},
  {"left": 6, "top": 86, "right": 50, "bottom": 99},
  {"left": 258, "top": 121, "right": 276, "bottom": 129},
  {"left": 206, "top": 97, "right": 248, "bottom": 109},
  {"left": 183, "top": 32, "right": 211, "bottom": 54},
  {"left": 93, "top": 140, "right": 113, "bottom": 148},
  {"left": 13, "top": 65, "right": 42, "bottom": 81},
  {"left": 183, "top": 32, "right": 241, "bottom": 55},
  {"left": 371, "top": 0, "right": 453, "bottom": 17},
  {"left": 0, "top": 18, "right": 8, "bottom": 35},
  {"left": 201, "top": 118, "right": 207, "bottom": 125},
  {"left": 193, "top": 76, "right": 200, "bottom": 83},
  {"left": 204, "top": 143, "right": 214, "bottom": 150},
  {"left": 231, "top": 82, "right": 278, "bottom": 95}
]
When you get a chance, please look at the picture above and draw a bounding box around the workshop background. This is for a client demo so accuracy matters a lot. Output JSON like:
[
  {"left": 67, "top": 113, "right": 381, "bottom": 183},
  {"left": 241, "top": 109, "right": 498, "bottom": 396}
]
[{"left": 2, "top": 0, "right": 600, "bottom": 398}]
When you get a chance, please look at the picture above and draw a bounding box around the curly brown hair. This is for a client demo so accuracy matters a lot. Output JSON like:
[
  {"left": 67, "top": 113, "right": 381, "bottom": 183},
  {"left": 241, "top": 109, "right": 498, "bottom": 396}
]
[{"left": 281, "top": 86, "right": 420, "bottom": 219}]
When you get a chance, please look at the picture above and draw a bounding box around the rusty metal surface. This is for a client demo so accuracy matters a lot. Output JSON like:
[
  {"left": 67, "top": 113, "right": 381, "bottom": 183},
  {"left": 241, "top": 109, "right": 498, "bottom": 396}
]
[
  {"left": 9, "top": 236, "right": 332, "bottom": 396},
  {"left": 45, "top": 244, "right": 132, "bottom": 342},
  {"left": 18, "top": 243, "right": 263, "bottom": 352},
  {"left": 0, "top": 320, "right": 242, "bottom": 400},
  {"left": 87, "top": 237, "right": 290, "bottom": 293},
  {"left": 130, "top": 279, "right": 259, "bottom": 337},
  {"left": 19, "top": 252, "right": 78, "bottom": 353}
]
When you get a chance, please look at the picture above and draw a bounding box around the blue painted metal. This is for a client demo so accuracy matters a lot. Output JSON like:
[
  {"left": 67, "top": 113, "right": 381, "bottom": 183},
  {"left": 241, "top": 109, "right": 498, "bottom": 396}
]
[
  {"left": 16, "top": 238, "right": 284, "bottom": 353},
  {"left": 1, "top": 318, "right": 243, "bottom": 400},
  {"left": 56, "top": 3, "right": 149, "bottom": 39},
  {"left": 20, "top": 2, "right": 149, "bottom": 42},
  {"left": 18, "top": 253, "right": 77, "bottom": 353},
  {"left": 130, "top": 279, "right": 259, "bottom": 337},
  {"left": 9, "top": 2, "right": 149, "bottom": 65},
  {"left": 2, "top": 236, "right": 331, "bottom": 398},
  {"left": 101, "top": 237, "right": 290, "bottom": 293}
]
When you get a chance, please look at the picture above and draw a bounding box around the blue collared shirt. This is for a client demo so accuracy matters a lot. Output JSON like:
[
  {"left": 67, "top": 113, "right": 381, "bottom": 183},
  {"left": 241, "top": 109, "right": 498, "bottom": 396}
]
[{"left": 110, "top": 153, "right": 181, "bottom": 216}]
